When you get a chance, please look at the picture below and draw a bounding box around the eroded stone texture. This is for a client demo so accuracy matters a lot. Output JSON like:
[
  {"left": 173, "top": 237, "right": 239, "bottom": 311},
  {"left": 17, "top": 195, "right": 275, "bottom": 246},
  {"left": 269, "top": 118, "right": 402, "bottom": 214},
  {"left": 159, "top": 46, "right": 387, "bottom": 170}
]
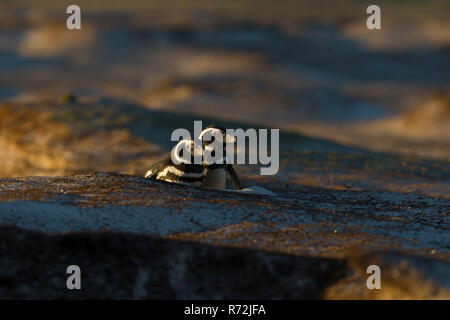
[{"left": 0, "top": 173, "right": 448, "bottom": 299}]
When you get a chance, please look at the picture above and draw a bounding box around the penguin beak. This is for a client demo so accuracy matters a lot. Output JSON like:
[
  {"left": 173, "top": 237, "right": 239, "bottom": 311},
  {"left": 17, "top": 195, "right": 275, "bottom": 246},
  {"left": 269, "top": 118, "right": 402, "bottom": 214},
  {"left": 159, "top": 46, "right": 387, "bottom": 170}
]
[{"left": 223, "top": 134, "right": 237, "bottom": 144}]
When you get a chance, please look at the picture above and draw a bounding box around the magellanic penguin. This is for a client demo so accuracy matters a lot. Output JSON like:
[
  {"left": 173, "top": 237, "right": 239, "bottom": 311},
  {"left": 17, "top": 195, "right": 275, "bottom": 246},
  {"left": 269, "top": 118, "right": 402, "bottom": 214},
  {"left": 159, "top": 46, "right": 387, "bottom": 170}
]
[
  {"left": 199, "top": 125, "right": 242, "bottom": 190},
  {"left": 144, "top": 139, "right": 205, "bottom": 187}
]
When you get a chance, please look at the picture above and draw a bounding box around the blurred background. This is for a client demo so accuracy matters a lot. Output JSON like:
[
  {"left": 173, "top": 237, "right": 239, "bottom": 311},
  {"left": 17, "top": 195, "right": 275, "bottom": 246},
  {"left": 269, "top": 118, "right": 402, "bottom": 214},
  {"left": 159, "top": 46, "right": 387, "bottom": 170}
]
[{"left": 0, "top": 0, "right": 448, "bottom": 196}]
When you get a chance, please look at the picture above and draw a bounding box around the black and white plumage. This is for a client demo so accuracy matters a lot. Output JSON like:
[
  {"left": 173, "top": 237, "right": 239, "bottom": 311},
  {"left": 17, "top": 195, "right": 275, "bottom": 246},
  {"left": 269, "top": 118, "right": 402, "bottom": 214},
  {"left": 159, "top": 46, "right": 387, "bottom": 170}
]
[
  {"left": 200, "top": 125, "right": 242, "bottom": 190},
  {"left": 144, "top": 139, "right": 205, "bottom": 186},
  {"left": 144, "top": 125, "right": 242, "bottom": 190}
]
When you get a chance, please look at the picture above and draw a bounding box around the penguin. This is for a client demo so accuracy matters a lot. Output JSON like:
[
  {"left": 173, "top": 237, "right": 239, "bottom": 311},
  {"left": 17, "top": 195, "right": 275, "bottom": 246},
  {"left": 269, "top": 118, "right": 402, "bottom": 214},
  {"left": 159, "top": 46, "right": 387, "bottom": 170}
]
[
  {"left": 144, "top": 139, "right": 205, "bottom": 187},
  {"left": 199, "top": 125, "right": 242, "bottom": 190}
]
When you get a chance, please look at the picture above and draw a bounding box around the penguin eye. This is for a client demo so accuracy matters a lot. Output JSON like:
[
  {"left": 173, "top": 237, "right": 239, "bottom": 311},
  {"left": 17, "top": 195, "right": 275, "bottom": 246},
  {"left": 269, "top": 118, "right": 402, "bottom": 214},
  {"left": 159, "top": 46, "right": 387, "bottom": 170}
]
[{"left": 180, "top": 147, "right": 190, "bottom": 158}]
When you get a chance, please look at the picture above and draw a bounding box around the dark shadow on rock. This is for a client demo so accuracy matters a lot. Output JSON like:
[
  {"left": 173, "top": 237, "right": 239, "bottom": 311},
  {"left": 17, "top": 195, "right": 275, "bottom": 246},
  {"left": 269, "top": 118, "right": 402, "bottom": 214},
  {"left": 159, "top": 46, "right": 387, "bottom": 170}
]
[{"left": 0, "top": 225, "right": 347, "bottom": 299}]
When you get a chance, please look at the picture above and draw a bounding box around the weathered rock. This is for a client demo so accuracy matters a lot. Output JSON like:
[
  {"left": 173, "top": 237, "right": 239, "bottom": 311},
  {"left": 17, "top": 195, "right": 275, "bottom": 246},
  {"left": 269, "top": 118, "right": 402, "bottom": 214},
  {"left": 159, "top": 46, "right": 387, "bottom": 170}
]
[
  {"left": 0, "top": 225, "right": 347, "bottom": 299},
  {"left": 0, "top": 173, "right": 448, "bottom": 299}
]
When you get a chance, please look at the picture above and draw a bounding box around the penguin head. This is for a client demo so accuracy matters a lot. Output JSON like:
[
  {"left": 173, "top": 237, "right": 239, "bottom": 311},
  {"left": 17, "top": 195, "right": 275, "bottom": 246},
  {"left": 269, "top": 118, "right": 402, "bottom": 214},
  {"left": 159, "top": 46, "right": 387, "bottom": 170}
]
[
  {"left": 199, "top": 125, "right": 236, "bottom": 165},
  {"left": 171, "top": 139, "right": 202, "bottom": 165},
  {"left": 199, "top": 125, "right": 236, "bottom": 148}
]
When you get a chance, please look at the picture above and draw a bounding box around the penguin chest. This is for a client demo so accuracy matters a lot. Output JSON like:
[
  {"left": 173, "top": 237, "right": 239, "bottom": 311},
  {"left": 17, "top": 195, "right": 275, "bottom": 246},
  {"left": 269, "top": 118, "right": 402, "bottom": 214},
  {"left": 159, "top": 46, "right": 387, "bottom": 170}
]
[{"left": 203, "top": 169, "right": 227, "bottom": 189}]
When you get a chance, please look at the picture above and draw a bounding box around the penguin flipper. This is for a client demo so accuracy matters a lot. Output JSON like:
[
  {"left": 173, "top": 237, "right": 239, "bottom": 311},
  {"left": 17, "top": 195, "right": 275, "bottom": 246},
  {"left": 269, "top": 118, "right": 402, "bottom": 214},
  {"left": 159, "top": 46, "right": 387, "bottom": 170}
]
[
  {"left": 144, "top": 154, "right": 171, "bottom": 179},
  {"left": 227, "top": 164, "right": 242, "bottom": 190}
]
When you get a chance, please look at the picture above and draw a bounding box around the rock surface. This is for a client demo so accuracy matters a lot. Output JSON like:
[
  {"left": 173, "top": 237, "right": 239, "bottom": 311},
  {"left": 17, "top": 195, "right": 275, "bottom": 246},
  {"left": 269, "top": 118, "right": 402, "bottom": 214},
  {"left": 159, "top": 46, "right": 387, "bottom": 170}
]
[{"left": 0, "top": 173, "right": 448, "bottom": 299}]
